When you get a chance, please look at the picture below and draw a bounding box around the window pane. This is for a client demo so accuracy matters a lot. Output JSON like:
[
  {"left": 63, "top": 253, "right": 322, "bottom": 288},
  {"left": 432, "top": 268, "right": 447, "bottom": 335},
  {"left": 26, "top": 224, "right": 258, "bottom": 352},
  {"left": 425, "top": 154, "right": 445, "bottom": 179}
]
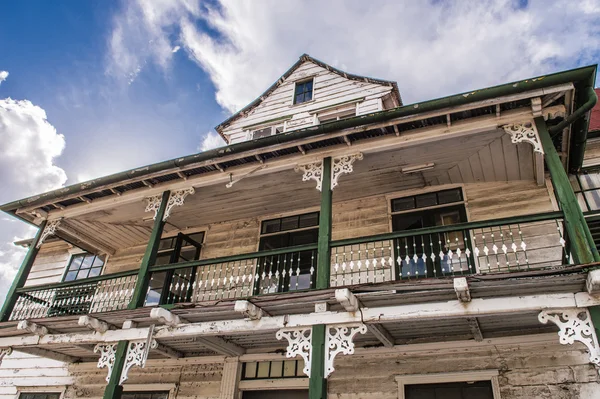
[
  {"left": 257, "top": 361, "right": 270, "bottom": 378},
  {"left": 580, "top": 171, "right": 600, "bottom": 190},
  {"left": 281, "top": 216, "right": 299, "bottom": 232},
  {"left": 392, "top": 197, "right": 415, "bottom": 212},
  {"left": 262, "top": 219, "right": 281, "bottom": 234},
  {"left": 585, "top": 190, "right": 600, "bottom": 211},
  {"left": 187, "top": 232, "right": 204, "bottom": 244},
  {"left": 283, "top": 360, "right": 297, "bottom": 377},
  {"left": 92, "top": 256, "right": 105, "bottom": 267},
  {"left": 295, "top": 94, "right": 304, "bottom": 104},
  {"left": 270, "top": 361, "right": 283, "bottom": 377},
  {"left": 244, "top": 362, "right": 257, "bottom": 379},
  {"left": 89, "top": 267, "right": 102, "bottom": 277},
  {"left": 299, "top": 212, "right": 319, "bottom": 228},
  {"left": 416, "top": 193, "right": 437, "bottom": 208},
  {"left": 69, "top": 255, "right": 84, "bottom": 270},
  {"left": 437, "top": 189, "right": 463, "bottom": 204},
  {"left": 77, "top": 269, "right": 90, "bottom": 280},
  {"left": 159, "top": 238, "right": 175, "bottom": 250},
  {"left": 65, "top": 271, "right": 78, "bottom": 281},
  {"left": 577, "top": 192, "right": 589, "bottom": 212},
  {"left": 155, "top": 252, "right": 173, "bottom": 265},
  {"left": 80, "top": 255, "right": 94, "bottom": 269}
]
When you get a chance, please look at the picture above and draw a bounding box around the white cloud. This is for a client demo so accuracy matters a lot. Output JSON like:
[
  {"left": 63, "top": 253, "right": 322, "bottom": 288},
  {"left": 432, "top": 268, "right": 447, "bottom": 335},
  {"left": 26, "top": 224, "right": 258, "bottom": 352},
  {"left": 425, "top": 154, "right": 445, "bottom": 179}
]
[
  {"left": 109, "top": 0, "right": 600, "bottom": 113},
  {"left": 0, "top": 96, "right": 67, "bottom": 304},
  {"left": 0, "top": 71, "right": 8, "bottom": 85},
  {"left": 199, "top": 131, "right": 225, "bottom": 151}
]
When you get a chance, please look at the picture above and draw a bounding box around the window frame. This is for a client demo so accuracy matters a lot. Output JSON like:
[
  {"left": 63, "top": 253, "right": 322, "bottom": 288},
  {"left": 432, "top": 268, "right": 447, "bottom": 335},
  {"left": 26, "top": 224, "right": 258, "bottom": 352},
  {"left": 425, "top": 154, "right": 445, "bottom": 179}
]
[
  {"left": 571, "top": 168, "right": 600, "bottom": 213},
  {"left": 292, "top": 78, "right": 315, "bottom": 105},
  {"left": 61, "top": 251, "right": 105, "bottom": 282},
  {"left": 251, "top": 124, "right": 285, "bottom": 140},
  {"left": 395, "top": 370, "right": 501, "bottom": 399},
  {"left": 17, "top": 388, "right": 66, "bottom": 399},
  {"left": 121, "top": 385, "right": 177, "bottom": 399}
]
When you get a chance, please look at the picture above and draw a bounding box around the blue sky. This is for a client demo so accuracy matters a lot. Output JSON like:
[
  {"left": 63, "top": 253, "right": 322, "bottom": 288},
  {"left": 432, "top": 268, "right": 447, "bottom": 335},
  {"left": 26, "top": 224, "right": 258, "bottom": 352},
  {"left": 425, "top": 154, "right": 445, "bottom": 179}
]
[{"left": 0, "top": 0, "right": 599, "bottom": 301}]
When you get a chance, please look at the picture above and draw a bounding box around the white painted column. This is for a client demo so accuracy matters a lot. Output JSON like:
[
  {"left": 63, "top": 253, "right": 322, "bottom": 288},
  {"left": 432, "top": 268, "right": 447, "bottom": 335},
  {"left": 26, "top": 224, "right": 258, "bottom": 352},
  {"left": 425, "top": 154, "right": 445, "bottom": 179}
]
[{"left": 220, "top": 357, "right": 242, "bottom": 399}]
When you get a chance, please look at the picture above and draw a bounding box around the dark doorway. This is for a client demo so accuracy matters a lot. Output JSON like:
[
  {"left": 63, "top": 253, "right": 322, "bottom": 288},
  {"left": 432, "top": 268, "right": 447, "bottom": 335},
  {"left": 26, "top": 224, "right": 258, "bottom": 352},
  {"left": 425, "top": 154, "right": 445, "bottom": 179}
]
[
  {"left": 405, "top": 381, "right": 494, "bottom": 399},
  {"left": 242, "top": 389, "right": 308, "bottom": 399}
]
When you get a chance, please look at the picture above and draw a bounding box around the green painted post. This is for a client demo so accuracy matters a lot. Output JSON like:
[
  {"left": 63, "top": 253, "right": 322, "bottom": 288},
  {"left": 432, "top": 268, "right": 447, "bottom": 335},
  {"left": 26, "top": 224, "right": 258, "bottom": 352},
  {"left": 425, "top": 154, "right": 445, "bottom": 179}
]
[
  {"left": 316, "top": 157, "right": 333, "bottom": 289},
  {"left": 0, "top": 220, "right": 47, "bottom": 321},
  {"left": 309, "top": 325, "right": 327, "bottom": 399},
  {"left": 102, "top": 341, "right": 128, "bottom": 399},
  {"left": 535, "top": 118, "right": 599, "bottom": 264},
  {"left": 310, "top": 158, "right": 333, "bottom": 399},
  {"left": 129, "top": 190, "right": 170, "bottom": 309}
]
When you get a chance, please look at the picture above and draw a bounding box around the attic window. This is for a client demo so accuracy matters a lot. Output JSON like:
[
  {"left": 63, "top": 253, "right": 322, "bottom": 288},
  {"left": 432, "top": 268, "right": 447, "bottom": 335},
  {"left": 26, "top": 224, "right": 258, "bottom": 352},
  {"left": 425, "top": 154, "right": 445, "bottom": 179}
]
[
  {"left": 294, "top": 79, "right": 313, "bottom": 104},
  {"left": 253, "top": 125, "right": 284, "bottom": 139}
]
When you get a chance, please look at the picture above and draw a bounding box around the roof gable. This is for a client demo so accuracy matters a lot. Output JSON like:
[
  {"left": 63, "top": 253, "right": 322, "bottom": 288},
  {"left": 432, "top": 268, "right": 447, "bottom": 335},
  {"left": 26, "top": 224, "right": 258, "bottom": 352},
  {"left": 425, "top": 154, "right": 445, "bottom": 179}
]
[{"left": 215, "top": 54, "right": 402, "bottom": 135}]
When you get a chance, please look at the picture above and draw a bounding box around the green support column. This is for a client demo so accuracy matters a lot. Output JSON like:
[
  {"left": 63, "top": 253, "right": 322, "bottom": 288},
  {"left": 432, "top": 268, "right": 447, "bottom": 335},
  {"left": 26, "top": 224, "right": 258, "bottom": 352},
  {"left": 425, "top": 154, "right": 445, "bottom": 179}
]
[
  {"left": 129, "top": 190, "right": 170, "bottom": 309},
  {"left": 0, "top": 220, "right": 47, "bottom": 321},
  {"left": 535, "top": 118, "right": 599, "bottom": 264},
  {"left": 310, "top": 158, "right": 332, "bottom": 399},
  {"left": 316, "top": 157, "right": 333, "bottom": 289},
  {"left": 102, "top": 341, "right": 128, "bottom": 399}
]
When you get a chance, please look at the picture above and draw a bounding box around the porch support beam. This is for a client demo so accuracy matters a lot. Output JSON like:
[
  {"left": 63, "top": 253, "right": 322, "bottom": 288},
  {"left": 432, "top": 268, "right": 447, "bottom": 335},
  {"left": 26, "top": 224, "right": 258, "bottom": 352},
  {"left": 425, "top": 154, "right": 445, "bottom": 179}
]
[
  {"left": 16, "top": 347, "right": 79, "bottom": 363},
  {"left": 309, "top": 324, "right": 327, "bottom": 399},
  {"left": 454, "top": 278, "right": 471, "bottom": 302},
  {"left": 196, "top": 337, "right": 245, "bottom": 357},
  {"left": 0, "top": 220, "right": 47, "bottom": 322},
  {"left": 17, "top": 320, "right": 48, "bottom": 336},
  {"left": 129, "top": 190, "right": 170, "bottom": 309},
  {"left": 535, "top": 117, "right": 599, "bottom": 264},
  {"left": 154, "top": 342, "right": 183, "bottom": 359},
  {"left": 367, "top": 324, "right": 395, "bottom": 348},
  {"left": 150, "top": 308, "right": 183, "bottom": 327},
  {"left": 79, "top": 316, "right": 110, "bottom": 333},
  {"left": 234, "top": 300, "right": 268, "bottom": 320},
  {"left": 103, "top": 340, "right": 128, "bottom": 399}
]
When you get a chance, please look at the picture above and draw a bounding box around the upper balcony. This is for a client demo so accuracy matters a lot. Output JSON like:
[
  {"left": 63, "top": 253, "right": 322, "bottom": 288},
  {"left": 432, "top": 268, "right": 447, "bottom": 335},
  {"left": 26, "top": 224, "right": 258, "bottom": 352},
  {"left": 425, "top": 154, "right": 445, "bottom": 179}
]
[{"left": 1, "top": 66, "right": 596, "bottom": 353}]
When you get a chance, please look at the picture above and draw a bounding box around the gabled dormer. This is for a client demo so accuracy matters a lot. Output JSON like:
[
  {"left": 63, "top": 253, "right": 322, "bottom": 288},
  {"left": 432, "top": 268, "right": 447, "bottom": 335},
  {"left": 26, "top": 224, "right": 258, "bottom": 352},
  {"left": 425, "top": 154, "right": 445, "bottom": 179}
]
[{"left": 215, "top": 54, "right": 402, "bottom": 144}]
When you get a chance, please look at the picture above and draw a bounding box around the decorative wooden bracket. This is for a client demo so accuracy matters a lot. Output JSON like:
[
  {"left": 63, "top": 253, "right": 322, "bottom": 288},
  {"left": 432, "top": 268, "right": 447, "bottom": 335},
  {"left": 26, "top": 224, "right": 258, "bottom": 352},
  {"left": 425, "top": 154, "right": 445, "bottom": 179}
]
[
  {"left": 539, "top": 308, "right": 600, "bottom": 372},
  {"left": 234, "top": 300, "right": 268, "bottom": 320},
  {"left": 94, "top": 343, "right": 117, "bottom": 382},
  {"left": 17, "top": 320, "right": 48, "bottom": 336},
  {"left": 502, "top": 122, "right": 544, "bottom": 154},
  {"left": 145, "top": 188, "right": 195, "bottom": 221},
  {"left": 276, "top": 328, "right": 312, "bottom": 376},
  {"left": 295, "top": 153, "right": 363, "bottom": 191},
  {"left": 0, "top": 347, "right": 12, "bottom": 366},
  {"left": 325, "top": 323, "right": 367, "bottom": 377},
  {"left": 36, "top": 219, "right": 61, "bottom": 248},
  {"left": 120, "top": 339, "right": 158, "bottom": 384}
]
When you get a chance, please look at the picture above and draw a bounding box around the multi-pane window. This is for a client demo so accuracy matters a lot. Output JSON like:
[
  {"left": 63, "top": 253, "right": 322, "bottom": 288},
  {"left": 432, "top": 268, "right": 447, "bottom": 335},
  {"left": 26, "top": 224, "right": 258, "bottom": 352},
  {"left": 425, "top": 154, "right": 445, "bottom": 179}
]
[
  {"left": 293, "top": 79, "right": 313, "bottom": 104},
  {"left": 19, "top": 393, "right": 61, "bottom": 399},
  {"left": 242, "top": 360, "right": 306, "bottom": 379},
  {"left": 571, "top": 170, "right": 600, "bottom": 212},
  {"left": 64, "top": 253, "right": 104, "bottom": 282},
  {"left": 405, "top": 381, "right": 494, "bottom": 399},
  {"left": 121, "top": 392, "right": 169, "bottom": 399},
  {"left": 256, "top": 212, "right": 319, "bottom": 294}
]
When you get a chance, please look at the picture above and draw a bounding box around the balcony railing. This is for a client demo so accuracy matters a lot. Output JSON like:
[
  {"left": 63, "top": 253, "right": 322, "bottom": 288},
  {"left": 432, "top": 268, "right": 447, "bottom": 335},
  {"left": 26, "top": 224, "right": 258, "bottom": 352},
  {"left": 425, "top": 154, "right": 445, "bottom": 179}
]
[{"left": 8, "top": 212, "right": 570, "bottom": 321}]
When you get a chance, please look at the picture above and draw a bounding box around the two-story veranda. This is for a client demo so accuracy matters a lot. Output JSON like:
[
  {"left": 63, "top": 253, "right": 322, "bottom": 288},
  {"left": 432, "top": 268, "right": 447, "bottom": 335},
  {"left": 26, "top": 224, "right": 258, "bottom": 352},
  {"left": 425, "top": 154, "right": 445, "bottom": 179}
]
[{"left": 1, "top": 56, "right": 600, "bottom": 399}]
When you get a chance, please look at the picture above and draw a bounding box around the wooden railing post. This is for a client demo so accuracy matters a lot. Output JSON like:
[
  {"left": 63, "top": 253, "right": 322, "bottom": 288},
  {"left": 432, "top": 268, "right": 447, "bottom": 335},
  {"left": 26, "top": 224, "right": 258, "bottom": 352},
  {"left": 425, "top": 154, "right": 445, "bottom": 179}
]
[
  {"left": 0, "top": 220, "right": 47, "bottom": 321},
  {"left": 102, "top": 340, "right": 128, "bottom": 399},
  {"left": 310, "top": 157, "right": 332, "bottom": 399},
  {"left": 535, "top": 118, "right": 599, "bottom": 263},
  {"left": 128, "top": 190, "right": 170, "bottom": 309}
]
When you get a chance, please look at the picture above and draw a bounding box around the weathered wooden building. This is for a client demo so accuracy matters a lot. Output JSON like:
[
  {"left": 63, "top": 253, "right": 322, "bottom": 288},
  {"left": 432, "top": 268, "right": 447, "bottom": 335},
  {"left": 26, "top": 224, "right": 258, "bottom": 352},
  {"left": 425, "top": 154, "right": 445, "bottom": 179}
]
[{"left": 1, "top": 54, "right": 600, "bottom": 399}]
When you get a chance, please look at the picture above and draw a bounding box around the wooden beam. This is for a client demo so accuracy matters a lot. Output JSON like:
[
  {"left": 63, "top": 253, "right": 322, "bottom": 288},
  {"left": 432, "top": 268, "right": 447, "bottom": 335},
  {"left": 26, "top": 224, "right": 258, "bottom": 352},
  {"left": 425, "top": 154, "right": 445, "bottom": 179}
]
[
  {"left": 154, "top": 342, "right": 183, "bottom": 359},
  {"left": 466, "top": 317, "right": 484, "bottom": 342},
  {"left": 176, "top": 172, "right": 188, "bottom": 181},
  {"left": 17, "top": 320, "right": 48, "bottom": 336},
  {"left": 150, "top": 308, "right": 183, "bottom": 327},
  {"left": 0, "top": 221, "right": 46, "bottom": 321},
  {"left": 367, "top": 324, "right": 394, "bottom": 348},
  {"left": 78, "top": 315, "right": 109, "bottom": 333},
  {"left": 16, "top": 347, "right": 79, "bottom": 363},
  {"left": 59, "top": 223, "right": 117, "bottom": 255},
  {"left": 587, "top": 270, "right": 600, "bottom": 295},
  {"left": 453, "top": 278, "right": 471, "bottom": 302},
  {"left": 335, "top": 289, "right": 359, "bottom": 312},
  {"left": 234, "top": 300, "right": 267, "bottom": 320},
  {"left": 196, "top": 336, "right": 245, "bottom": 357},
  {"left": 534, "top": 152, "right": 545, "bottom": 187}
]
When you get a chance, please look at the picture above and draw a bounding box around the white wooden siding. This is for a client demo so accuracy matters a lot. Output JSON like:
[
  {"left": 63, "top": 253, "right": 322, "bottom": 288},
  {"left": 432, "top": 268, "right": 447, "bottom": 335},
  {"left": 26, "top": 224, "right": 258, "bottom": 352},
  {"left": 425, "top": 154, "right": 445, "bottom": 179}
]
[
  {"left": 0, "top": 351, "right": 72, "bottom": 397},
  {"left": 223, "top": 61, "right": 393, "bottom": 144},
  {"left": 24, "top": 241, "right": 72, "bottom": 287}
]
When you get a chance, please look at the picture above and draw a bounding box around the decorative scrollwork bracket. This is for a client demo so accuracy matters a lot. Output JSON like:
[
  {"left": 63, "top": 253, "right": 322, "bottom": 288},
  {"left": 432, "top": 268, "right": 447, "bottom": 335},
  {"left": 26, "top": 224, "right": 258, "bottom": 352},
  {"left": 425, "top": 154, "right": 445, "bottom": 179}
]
[
  {"left": 145, "top": 188, "right": 195, "bottom": 221},
  {"left": 503, "top": 122, "right": 544, "bottom": 154},
  {"left": 94, "top": 343, "right": 117, "bottom": 382},
  {"left": 276, "top": 328, "right": 312, "bottom": 377},
  {"left": 539, "top": 308, "right": 600, "bottom": 372},
  {"left": 120, "top": 339, "right": 158, "bottom": 384},
  {"left": 295, "top": 161, "right": 324, "bottom": 191},
  {"left": 36, "top": 219, "right": 61, "bottom": 248},
  {"left": 325, "top": 323, "right": 367, "bottom": 377},
  {"left": 295, "top": 153, "right": 363, "bottom": 191},
  {"left": 0, "top": 347, "right": 12, "bottom": 366}
]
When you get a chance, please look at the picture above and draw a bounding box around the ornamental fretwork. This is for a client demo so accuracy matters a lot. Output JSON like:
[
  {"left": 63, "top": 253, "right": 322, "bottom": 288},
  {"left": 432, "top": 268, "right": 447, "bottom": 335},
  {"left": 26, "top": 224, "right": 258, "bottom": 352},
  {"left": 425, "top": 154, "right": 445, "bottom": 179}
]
[
  {"left": 94, "top": 343, "right": 117, "bottom": 382},
  {"left": 36, "top": 219, "right": 61, "bottom": 248},
  {"left": 276, "top": 328, "right": 312, "bottom": 377},
  {"left": 0, "top": 347, "right": 12, "bottom": 366},
  {"left": 539, "top": 308, "right": 600, "bottom": 371},
  {"left": 325, "top": 323, "right": 367, "bottom": 377},
  {"left": 120, "top": 339, "right": 158, "bottom": 384},
  {"left": 295, "top": 153, "right": 363, "bottom": 191},
  {"left": 145, "top": 188, "right": 195, "bottom": 221},
  {"left": 502, "top": 122, "right": 544, "bottom": 154}
]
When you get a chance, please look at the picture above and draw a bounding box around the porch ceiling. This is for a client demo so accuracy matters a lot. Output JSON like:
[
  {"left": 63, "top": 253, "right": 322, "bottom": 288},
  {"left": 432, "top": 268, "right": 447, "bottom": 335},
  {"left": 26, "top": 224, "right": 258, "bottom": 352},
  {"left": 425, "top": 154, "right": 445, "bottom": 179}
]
[{"left": 61, "top": 127, "right": 534, "bottom": 253}]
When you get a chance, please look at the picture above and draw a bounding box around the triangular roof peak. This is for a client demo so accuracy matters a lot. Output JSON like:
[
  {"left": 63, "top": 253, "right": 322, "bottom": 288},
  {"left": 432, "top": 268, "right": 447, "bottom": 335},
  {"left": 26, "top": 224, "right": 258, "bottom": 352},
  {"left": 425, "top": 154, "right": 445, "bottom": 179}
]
[{"left": 215, "top": 53, "right": 402, "bottom": 134}]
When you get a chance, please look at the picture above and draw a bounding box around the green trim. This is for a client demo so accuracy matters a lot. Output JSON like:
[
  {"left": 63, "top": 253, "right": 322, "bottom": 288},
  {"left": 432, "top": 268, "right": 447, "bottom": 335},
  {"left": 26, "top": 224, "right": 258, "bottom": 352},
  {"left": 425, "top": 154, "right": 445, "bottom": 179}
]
[
  {"left": 148, "top": 243, "right": 318, "bottom": 274},
  {"left": 536, "top": 118, "right": 599, "bottom": 264},
  {"left": 15, "top": 269, "right": 138, "bottom": 293},
  {"left": 0, "top": 220, "right": 47, "bottom": 321},
  {"left": 309, "top": 324, "right": 327, "bottom": 399},
  {"left": 102, "top": 340, "right": 128, "bottom": 399},
  {"left": 589, "top": 306, "right": 600, "bottom": 337},
  {"left": 331, "top": 211, "right": 564, "bottom": 248},
  {"left": 316, "top": 157, "right": 332, "bottom": 290},
  {"left": 129, "top": 190, "right": 170, "bottom": 309},
  {"left": 2, "top": 65, "right": 596, "bottom": 215}
]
